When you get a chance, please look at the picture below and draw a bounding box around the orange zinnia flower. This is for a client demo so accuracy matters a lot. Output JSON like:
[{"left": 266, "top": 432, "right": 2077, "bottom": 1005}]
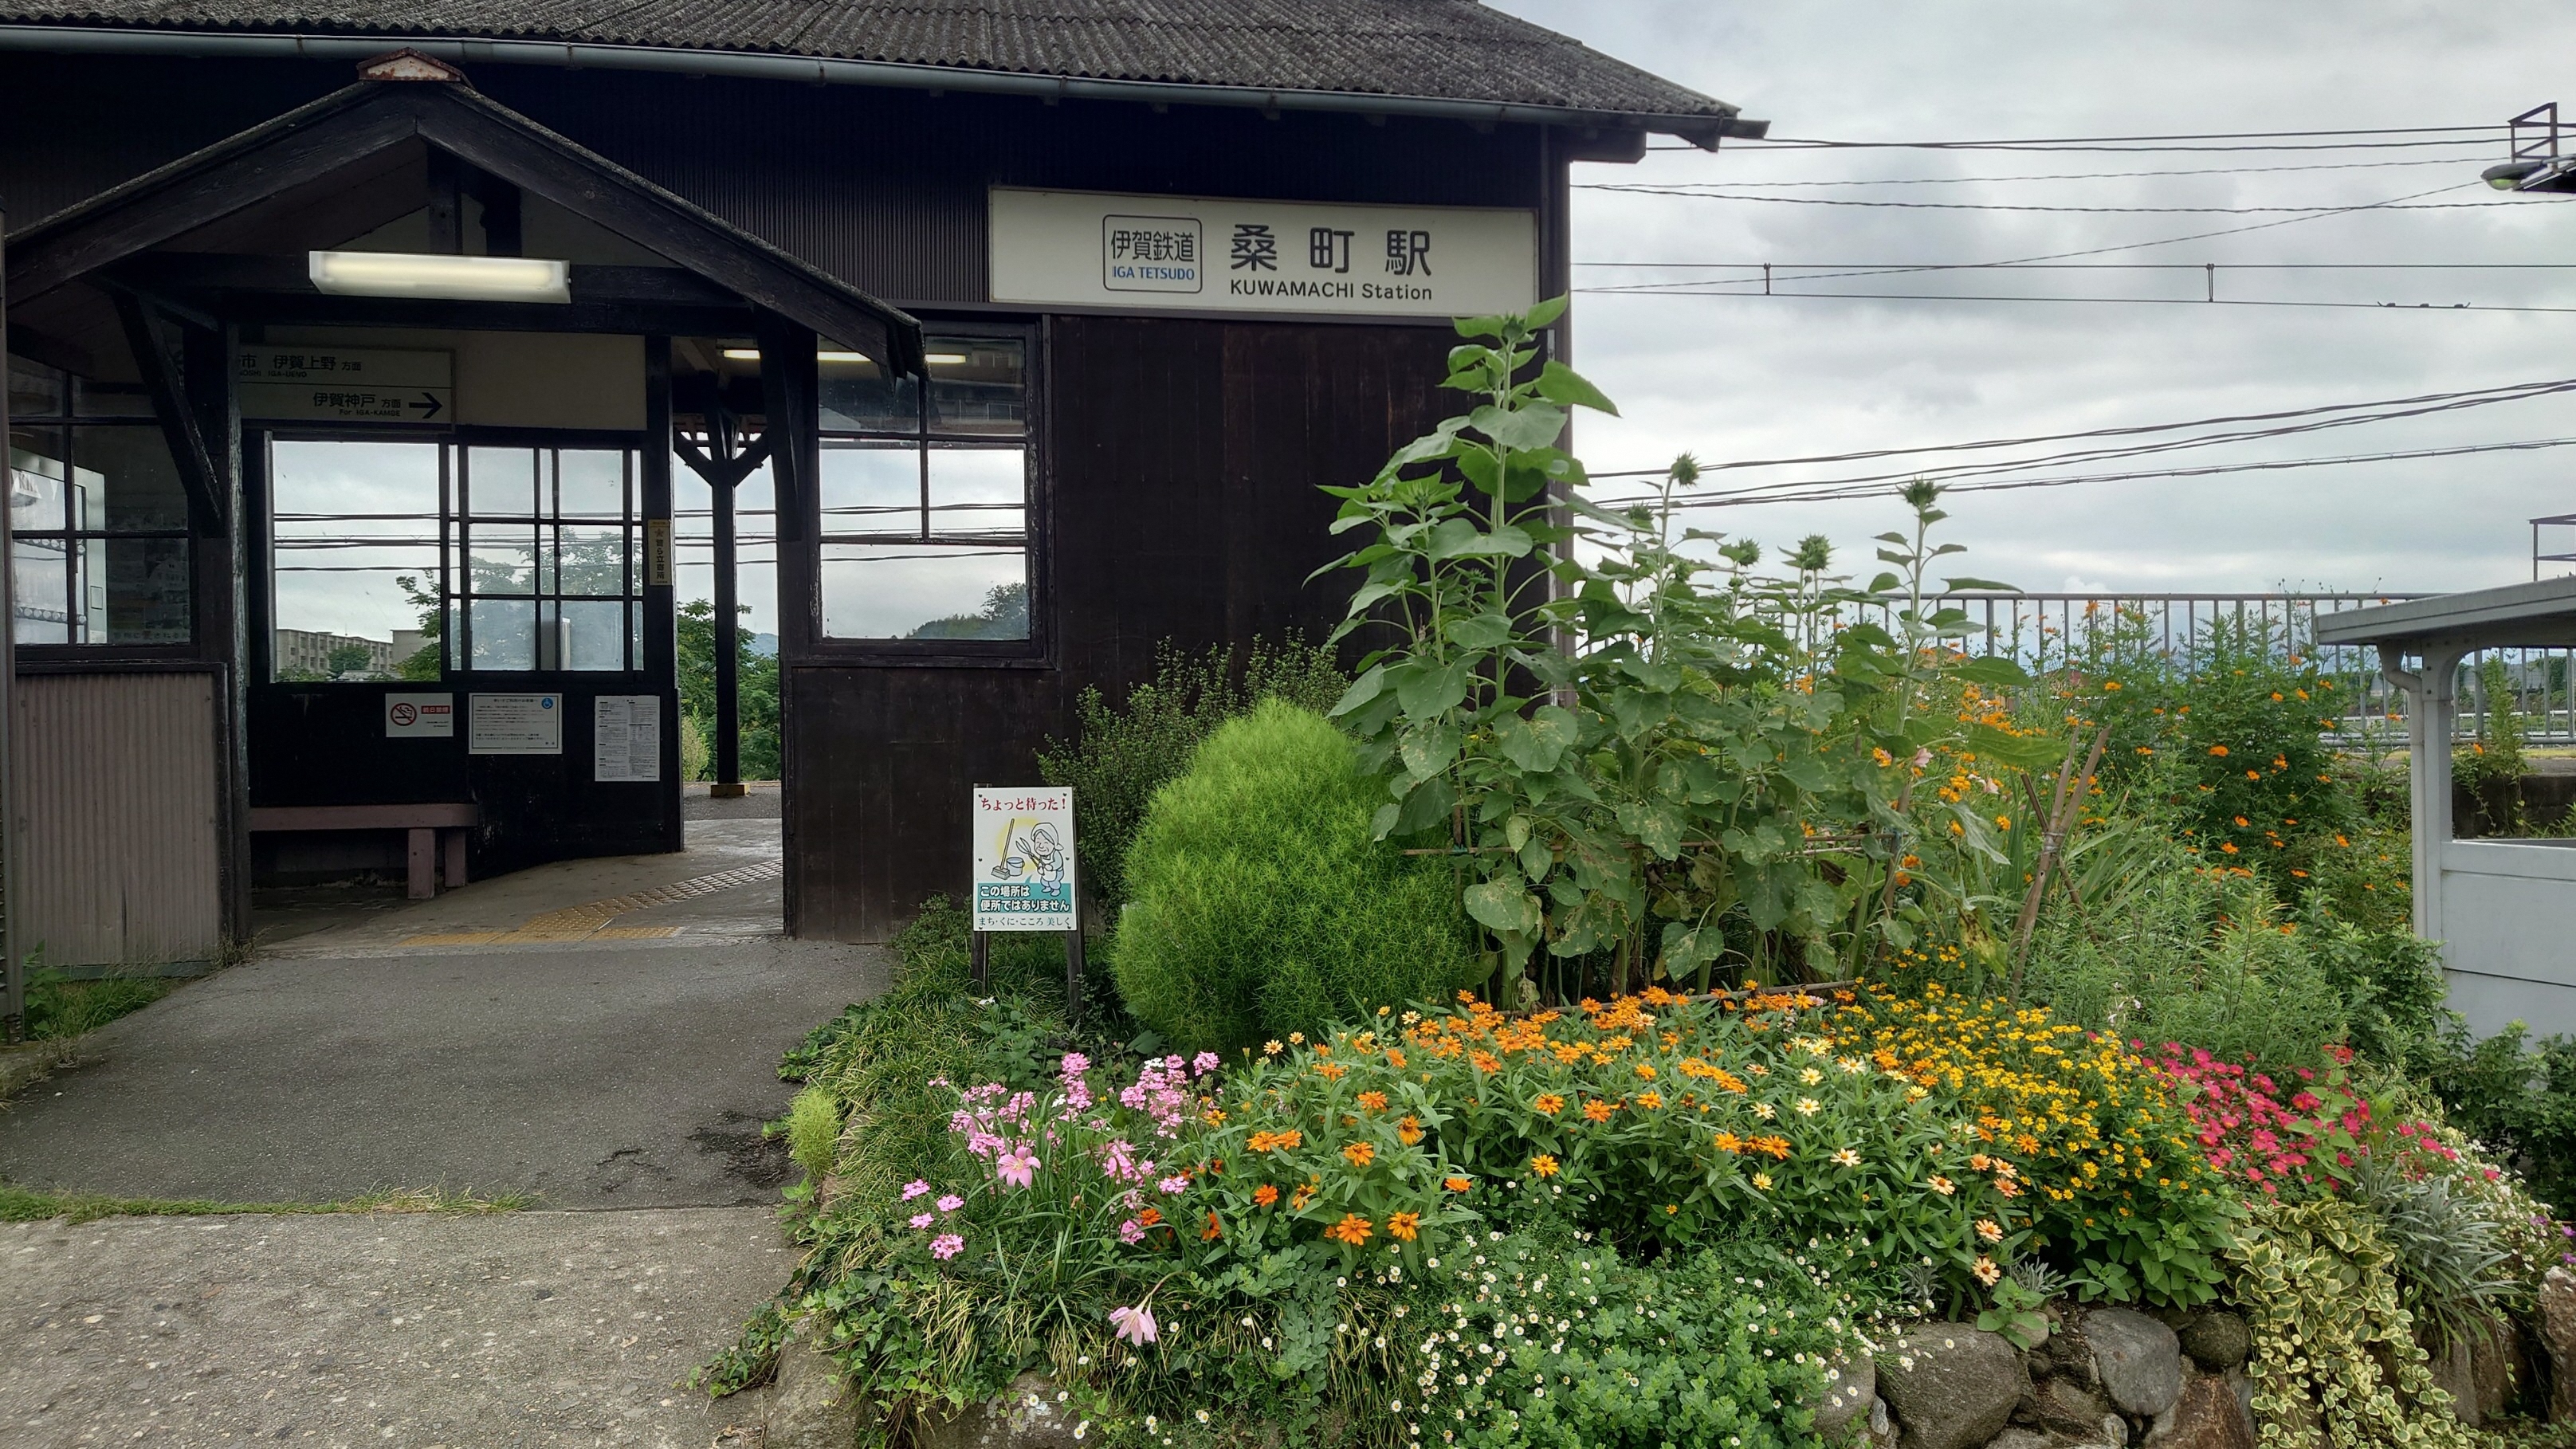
[
  {"left": 1385, "top": 1049, "right": 1406, "bottom": 1068},
  {"left": 1325, "top": 1213, "right": 1373, "bottom": 1246},
  {"left": 1584, "top": 1099, "right": 1616, "bottom": 1122},
  {"left": 1635, "top": 1091, "right": 1663, "bottom": 1109},
  {"left": 1471, "top": 1051, "right": 1502, "bottom": 1074},
  {"left": 1386, "top": 1211, "right": 1421, "bottom": 1243},
  {"left": 2209, "top": 744, "right": 2229, "bottom": 756},
  {"left": 1356, "top": 1090, "right": 1388, "bottom": 1112},
  {"left": 1398, "top": 1116, "right": 1423, "bottom": 1145},
  {"left": 1530, "top": 1154, "right": 1561, "bottom": 1178},
  {"left": 1203, "top": 1211, "right": 1223, "bottom": 1241},
  {"left": 1443, "top": 1176, "right": 1472, "bottom": 1192},
  {"left": 1137, "top": 1206, "right": 1163, "bottom": 1227},
  {"left": 1342, "top": 1141, "right": 1376, "bottom": 1168},
  {"left": 1252, "top": 1184, "right": 1279, "bottom": 1207},
  {"left": 1533, "top": 1094, "right": 1565, "bottom": 1116}
]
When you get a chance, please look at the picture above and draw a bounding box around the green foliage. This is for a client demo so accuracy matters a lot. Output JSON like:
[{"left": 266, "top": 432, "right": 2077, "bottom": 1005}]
[
  {"left": 1318, "top": 303, "right": 2041, "bottom": 997},
  {"left": 688, "top": 1299, "right": 787, "bottom": 1396},
  {"left": 1113, "top": 701, "right": 1478, "bottom": 1055},
  {"left": 2347, "top": 1154, "right": 2514, "bottom": 1354},
  {"left": 677, "top": 597, "right": 781, "bottom": 779},
  {"left": 1035, "top": 635, "right": 1347, "bottom": 912},
  {"left": 2225, "top": 1195, "right": 2474, "bottom": 1449},
  {"left": 394, "top": 571, "right": 444, "bottom": 680},
  {"left": 783, "top": 1085, "right": 842, "bottom": 1181},
  {"left": 2428, "top": 1023, "right": 2576, "bottom": 1213},
  {"left": 2457, "top": 655, "right": 2539, "bottom": 835},
  {"left": 0, "top": 1182, "right": 532, "bottom": 1223},
  {"left": 22, "top": 964, "right": 176, "bottom": 1040},
  {"left": 679, "top": 711, "right": 712, "bottom": 783},
  {"left": 909, "top": 581, "right": 1029, "bottom": 641}
]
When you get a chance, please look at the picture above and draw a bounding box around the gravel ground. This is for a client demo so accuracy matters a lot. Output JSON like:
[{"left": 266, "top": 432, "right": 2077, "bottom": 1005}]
[{"left": 0, "top": 1207, "right": 786, "bottom": 1448}]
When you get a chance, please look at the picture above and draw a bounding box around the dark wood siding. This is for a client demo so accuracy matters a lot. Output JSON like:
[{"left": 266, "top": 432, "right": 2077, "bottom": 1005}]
[
  {"left": 787, "top": 314, "right": 1454, "bottom": 940},
  {"left": 0, "top": 53, "right": 1544, "bottom": 308}
]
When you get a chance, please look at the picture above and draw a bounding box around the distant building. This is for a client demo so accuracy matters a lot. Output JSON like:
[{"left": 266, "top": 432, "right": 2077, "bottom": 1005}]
[{"left": 273, "top": 629, "right": 394, "bottom": 679}]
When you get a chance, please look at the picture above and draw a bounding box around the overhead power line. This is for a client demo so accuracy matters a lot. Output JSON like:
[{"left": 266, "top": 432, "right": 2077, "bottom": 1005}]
[
  {"left": 1676, "top": 157, "right": 2484, "bottom": 185},
  {"left": 1589, "top": 438, "right": 2576, "bottom": 510},
  {"left": 1711, "top": 124, "right": 2502, "bottom": 155},
  {"left": 1573, "top": 287, "right": 2576, "bottom": 316},
  {"left": 1577, "top": 184, "right": 2532, "bottom": 214},
  {"left": 1578, "top": 377, "right": 2576, "bottom": 481}
]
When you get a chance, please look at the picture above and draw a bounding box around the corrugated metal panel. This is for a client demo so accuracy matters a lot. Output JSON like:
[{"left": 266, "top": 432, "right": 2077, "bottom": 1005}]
[{"left": 12, "top": 672, "right": 223, "bottom": 968}]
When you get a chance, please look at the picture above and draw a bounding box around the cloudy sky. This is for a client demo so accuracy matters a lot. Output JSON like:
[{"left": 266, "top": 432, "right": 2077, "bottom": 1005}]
[{"left": 1488, "top": 0, "right": 2574, "bottom": 596}]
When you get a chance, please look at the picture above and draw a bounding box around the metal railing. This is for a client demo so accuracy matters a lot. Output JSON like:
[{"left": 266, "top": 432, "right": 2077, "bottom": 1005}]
[{"left": 1855, "top": 591, "right": 2574, "bottom": 746}]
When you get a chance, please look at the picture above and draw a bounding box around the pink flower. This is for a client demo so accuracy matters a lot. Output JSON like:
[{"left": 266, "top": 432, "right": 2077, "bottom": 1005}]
[
  {"left": 1109, "top": 1305, "right": 1159, "bottom": 1346},
  {"left": 996, "top": 1146, "right": 1039, "bottom": 1189},
  {"left": 1059, "top": 1052, "right": 1090, "bottom": 1078},
  {"left": 1118, "top": 1218, "right": 1147, "bottom": 1244},
  {"left": 901, "top": 1180, "right": 931, "bottom": 1200},
  {"left": 930, "top": 1233, "right": 964, "bottom": 1260},
  {"left": 937, "top": 1194, "right": 965, "bottom": 1213},
  {"left": 1192, "top": 1051, "right": 1221, "bottom": 1076},
  {"left": 1158, "top": 1175, "right": 1191, "bottom": 1194},
  {"left": 909, "top": 1212, "right": 935, "bottom": 1230}
]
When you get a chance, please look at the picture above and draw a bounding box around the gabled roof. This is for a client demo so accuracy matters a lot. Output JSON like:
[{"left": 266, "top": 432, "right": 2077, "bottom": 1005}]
[
  {"left": 4, "top": 72, "right": 924, "bottom": 371},
  {"left": 0, "top": 1, "right": 1761, "bottom": 147}
]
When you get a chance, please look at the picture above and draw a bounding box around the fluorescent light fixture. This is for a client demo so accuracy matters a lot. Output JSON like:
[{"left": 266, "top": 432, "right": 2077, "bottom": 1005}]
[
  {"left": 926, "top": 352, "right": 969, "bottom": 365},
  {"left": 720, "top": 348, "right": 880, "bottom": 364},
  {"left": 309, "top": 249, "right": 571, "bottom": 303}
]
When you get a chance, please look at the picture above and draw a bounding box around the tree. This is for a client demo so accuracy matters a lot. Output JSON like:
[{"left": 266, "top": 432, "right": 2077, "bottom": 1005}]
[
  {"left": 677, "top": 597, "right": 781, "bottom": 781},
  {"left": 907, "top": 581, "right": 1028, "bottom": 641},
  {"left": 324, "top": 642, "right": 374, "bottom": 677},
  {"left": 394, "top": 574, "right": 443, "bottom": 680}
]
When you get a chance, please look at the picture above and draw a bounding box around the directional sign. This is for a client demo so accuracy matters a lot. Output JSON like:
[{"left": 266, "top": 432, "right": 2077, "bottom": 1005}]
[{"left": 238, "top": 347, "right": 454, "bottom": 423}]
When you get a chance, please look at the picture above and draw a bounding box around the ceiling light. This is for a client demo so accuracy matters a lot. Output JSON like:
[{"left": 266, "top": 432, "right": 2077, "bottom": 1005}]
[
  {"left": 309, "top": 249, "right": 570, "bottom": 303},
  {"left": 925, "top": 352, "right": 969, "bottom": 365},
  {"left": 719, "top": 348, "right": 878, "bottom": 364}
]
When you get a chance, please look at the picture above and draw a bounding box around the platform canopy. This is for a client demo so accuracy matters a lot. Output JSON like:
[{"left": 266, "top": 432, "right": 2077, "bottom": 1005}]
[{"left": 2314, "top": 575, "right": 2576, "bottom": 654}]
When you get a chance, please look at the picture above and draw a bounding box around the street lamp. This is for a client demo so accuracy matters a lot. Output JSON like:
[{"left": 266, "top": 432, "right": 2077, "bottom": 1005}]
[{"left": 2486, "top": 104, "right": 2576, "bottom": 195}]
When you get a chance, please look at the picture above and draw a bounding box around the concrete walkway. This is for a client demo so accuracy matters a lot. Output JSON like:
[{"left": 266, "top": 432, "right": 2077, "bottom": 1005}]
[{"left": 0, "top": 1207, "right": 787, "bottom": 1447}]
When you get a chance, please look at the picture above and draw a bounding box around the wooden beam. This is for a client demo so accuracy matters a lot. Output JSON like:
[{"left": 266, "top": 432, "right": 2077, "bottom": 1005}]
[
  {"left": 424, "top": 149, "right": 463, "bottom": 254},
  {"left": 108, "top": 289, "right": 225, "bottom": 537}
]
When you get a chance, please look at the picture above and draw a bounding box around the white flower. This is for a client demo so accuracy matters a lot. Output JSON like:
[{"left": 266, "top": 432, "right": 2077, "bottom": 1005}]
[{"left": 1797, "top": 1098, "right": 1821, "bottom": 1116}]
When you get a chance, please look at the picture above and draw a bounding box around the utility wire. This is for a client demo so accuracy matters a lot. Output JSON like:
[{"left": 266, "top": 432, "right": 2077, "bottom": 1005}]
[
  {"left": 1574, "top": 288, "right": 2576, "bottom": 315},
  {"left": 1666, "top": 156, "right": 2487, "bottom": 185},
  {"left": 1581, "top": 382, "right": 2576, "bottom": 502},
  {"left": 1578, "top": 376, "right": 2576, "bottom": 479},
  {"left": 1596, "top": 438, "right": 2576, "bottom": 509},
  {"left": 1722, "top": 125, "right": 2503, "bottom": 154},
  {"left": 1577, "top": 183, "right": 2531, "bottom": 214}
]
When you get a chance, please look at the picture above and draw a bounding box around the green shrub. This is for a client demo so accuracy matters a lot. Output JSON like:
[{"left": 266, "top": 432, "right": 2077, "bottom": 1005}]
[
  {"left": 1113, "top": 701, "right": 1478, "bottom": 1055},
  {"left": 1038, "top": 636, "right": 1345, "bottom": 912},
  {"left": 2429, "top": 1024, "right": 2576, "bottom": 1214},
  {"left": 781, "top": 1086, "right": 840, "bottom": 1181},
  {"left": 22, "top": 965, "right": 175, "bottom": 1040}
]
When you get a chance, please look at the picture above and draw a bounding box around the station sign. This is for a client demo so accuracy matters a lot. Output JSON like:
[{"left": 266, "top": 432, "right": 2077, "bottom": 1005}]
[
  {"left": 972, "top": 787, "right": 1077, "bottom": 933},
  {"left": 238, "top": 347, "right": 454, "bottom": 423},
  {"left": 989, "top": 188, "right": 1536, "bottom": 320}
]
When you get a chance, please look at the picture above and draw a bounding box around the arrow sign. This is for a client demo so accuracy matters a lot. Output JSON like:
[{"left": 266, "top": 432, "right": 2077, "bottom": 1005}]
[
  {"left": 236, "top": 346, "right": 454, "bottom": 422},
  {"left": 408, "top": 392, "right": 445, "bottom": 420}
]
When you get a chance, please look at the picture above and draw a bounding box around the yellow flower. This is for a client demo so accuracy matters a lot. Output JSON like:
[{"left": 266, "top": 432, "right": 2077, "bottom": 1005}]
[
  {"left": 1971, "top": 1256, "right": 2001, "bottom": 1286},
  {"left": 1750, "top": 1172, "right": 1773, "bottom": 1191},
  {"left": 1929, "top": 1175, "right": 1956, "bottom": 1196},
  {"left": 1976, "top": 1218, "right": 2003, "bottom": 1242},
  {"left": 1530, "top": 1154, "right": 1561, "bottom": 1178}
]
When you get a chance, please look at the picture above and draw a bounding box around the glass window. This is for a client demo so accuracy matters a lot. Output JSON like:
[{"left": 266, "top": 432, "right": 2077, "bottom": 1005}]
[
  {"left": 456, "top": 444, "right": 638, "bottom": 673},
  {"left": 7, "top": 356, "right": 194, "bottom": 646},
  {"left": 816, "top": 332, "right": 1031, "bottom": 642},
  {"left": 269, "top": 438, "right": 443, "bottom": 681}
]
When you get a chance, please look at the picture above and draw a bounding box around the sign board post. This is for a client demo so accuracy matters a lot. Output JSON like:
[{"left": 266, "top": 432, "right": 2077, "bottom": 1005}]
[{"left": 969, "top": 786, "right": 1084, "bottom": 1017}]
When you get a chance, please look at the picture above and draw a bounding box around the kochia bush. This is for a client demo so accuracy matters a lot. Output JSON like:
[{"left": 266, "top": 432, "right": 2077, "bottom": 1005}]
[{"left": 1113, "top": 701, "right": 1478, "bottom": 1055}]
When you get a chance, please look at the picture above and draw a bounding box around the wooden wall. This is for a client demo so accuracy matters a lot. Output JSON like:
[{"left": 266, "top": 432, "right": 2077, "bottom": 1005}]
[{"left": 786, "top": 315, "right": 1456, "bottom": 940}]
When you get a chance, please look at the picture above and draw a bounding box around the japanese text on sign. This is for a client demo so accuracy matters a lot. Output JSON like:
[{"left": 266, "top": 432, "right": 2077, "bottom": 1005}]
[
  {"left": 972, "top": 787, "right": 1078, "bottom": 933},
  {"left": 993, "top": 190, "right": 1533, "bottom": 319}
]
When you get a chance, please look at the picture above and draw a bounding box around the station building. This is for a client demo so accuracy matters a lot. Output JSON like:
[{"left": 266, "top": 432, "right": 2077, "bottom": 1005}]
[{"left": 0, "top": 2, "right": 1755, "bottom": 970}]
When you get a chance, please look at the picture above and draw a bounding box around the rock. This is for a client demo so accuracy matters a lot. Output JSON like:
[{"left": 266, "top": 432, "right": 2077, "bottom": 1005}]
[
  {"left": 2085, "top": 1309, "right": 2184, "bottom": 1419},
  {"left": 2141, "top": 1370, "right": 2254, "bottom": 1449},
  {"left": 2540, "top": 1266, "right": 2576, "bottom": 1423},
  {"left": 1814, "top": 1353, "right": 1879, "bottom": 1436},
  {"left": 2176, "top": 1314, "right": 2250, "bottom": 1372},
  {"left": 1985, "top": 1430, "right": 2057, "bottom": 1449},
  {"left": 2103, "top": 1412, "right": 2130, "bottom": 1445},
  {"left": 2428, "top": 1335, "right": 2480, "bottom": 1427},
  {"left": 764, "top": 1326, "right": 863, "bottom": 1449},
  {"left": 1875, "top": 1325, "right": 2029, "bottom": 1449},
  {"left": 2021, "top": 1376, "right": 2114, "bottom": 1439},
  {"left": 915, "top": 1372, "right": 1085, "bottom": 1449}
]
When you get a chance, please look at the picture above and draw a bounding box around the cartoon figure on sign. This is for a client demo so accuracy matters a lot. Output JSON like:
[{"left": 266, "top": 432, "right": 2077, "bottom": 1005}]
[{"left": 992, "top": 819, "right": 1068, "bottom": 888}]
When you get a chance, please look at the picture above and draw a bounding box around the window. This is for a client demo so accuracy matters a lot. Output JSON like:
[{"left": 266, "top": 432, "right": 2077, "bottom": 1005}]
[
  {"left": 816, "top": 331, "right": 1031, "bottom": 642},
  {"left": 264, "top": 437, "right": 642, "bottom": 680},
  {"left": 455, "top": 444, "right": 642, "bottom": 671},
  {"left": 269, "top": 438, "right": 442, "bottom": 681},
  {"left": 7, "top": 356, "right": 192, "bottom": 646}
]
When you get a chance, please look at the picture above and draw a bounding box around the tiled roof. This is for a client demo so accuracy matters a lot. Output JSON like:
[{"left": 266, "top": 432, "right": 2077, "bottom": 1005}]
[{"left": 0, "top": 1, "right": 1745, "bottom": 131}]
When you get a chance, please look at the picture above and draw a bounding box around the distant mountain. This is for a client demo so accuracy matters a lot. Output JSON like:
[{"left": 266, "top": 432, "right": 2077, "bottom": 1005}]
[{"left": 751, "top": 632, "right": 779, "bottom": 658}]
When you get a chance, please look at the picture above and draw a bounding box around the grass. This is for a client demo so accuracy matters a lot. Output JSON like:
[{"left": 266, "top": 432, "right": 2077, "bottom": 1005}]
[
  {"left": 0, "top": 1182, "right": 537, "bottom": 1224},
  {"left": 22, "top": 969, "right": 179, "bottom": 1040}
]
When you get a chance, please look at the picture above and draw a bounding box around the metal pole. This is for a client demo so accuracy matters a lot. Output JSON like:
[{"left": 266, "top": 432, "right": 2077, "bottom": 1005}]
[
  {"left": 0, "top": 206, "right": 19, "bottom": 1042},
  {"left": 711, "top": 444, "right": 742, "bottom": 797}
]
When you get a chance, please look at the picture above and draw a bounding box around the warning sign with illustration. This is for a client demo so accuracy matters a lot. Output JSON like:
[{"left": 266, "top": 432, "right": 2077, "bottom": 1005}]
[{"left": 971, "top": 787, "right": 1077, "bottom": 933}]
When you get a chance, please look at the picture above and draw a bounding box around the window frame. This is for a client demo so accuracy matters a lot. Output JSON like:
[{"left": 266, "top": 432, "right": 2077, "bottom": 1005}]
[
  {"left": 7, "top": 357, "right": 199, "bottom": 658},
  {"left": 253, "top": 424, "right": 651, "bottom": 684},
  {"left": 803, "top": 316, "right": 1047, "bottom": 666}
]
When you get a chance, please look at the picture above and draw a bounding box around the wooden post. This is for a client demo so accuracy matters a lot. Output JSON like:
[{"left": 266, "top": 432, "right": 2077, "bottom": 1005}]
[
  {"left": 0, "top": 203, "right": 17, "bottom": 1043},
  {"left": 971, "top": 930, "right": 990, "bottom": 992},
  {"left": 711, "top": 405, "right": 742, "bottom": 797},
  {"left": 1066, "top": 921, "right": 1086, "bottom": 1023}
]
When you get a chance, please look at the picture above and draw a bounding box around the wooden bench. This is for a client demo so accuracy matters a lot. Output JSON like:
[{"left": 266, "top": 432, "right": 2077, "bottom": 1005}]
[{"left": 246, "top": 803, "right": 480, "bottom": 900}]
